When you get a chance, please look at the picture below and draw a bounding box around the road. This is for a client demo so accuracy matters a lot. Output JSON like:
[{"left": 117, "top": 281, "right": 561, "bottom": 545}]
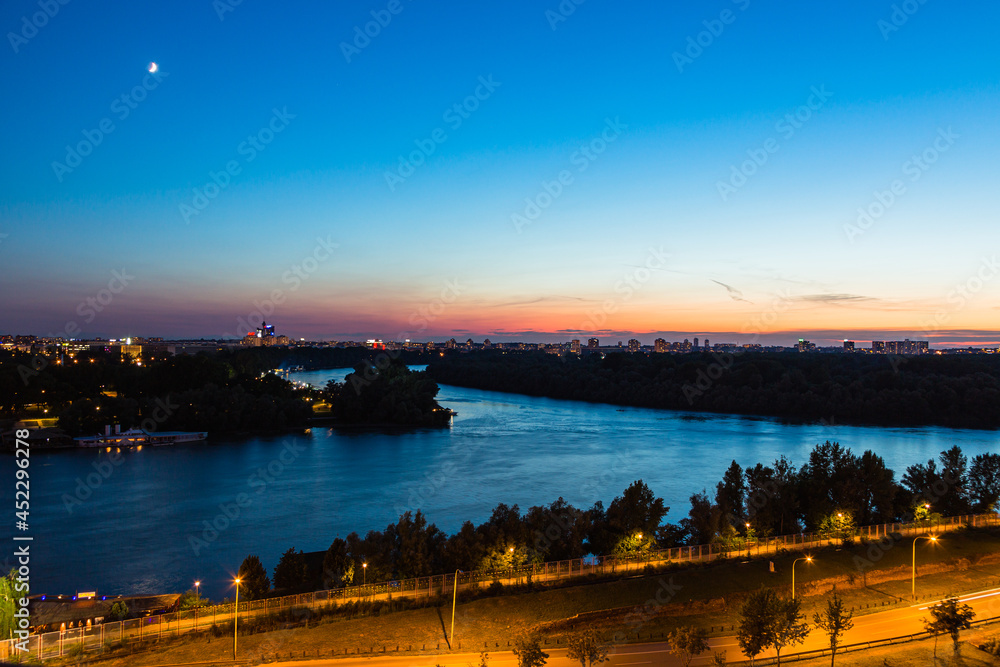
[{"left": 268, "top": 587, "right": 1000, "bottom": 667}]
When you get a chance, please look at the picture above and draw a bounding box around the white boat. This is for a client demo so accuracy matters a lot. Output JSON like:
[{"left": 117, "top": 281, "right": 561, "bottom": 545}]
[{"left": 75, "top": 425, "right": 207, "bottom": 448}]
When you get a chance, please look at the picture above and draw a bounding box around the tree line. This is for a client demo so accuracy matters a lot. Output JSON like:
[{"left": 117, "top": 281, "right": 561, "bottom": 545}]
[
  {"left": 425, "top": 350, "right": 1000, "bottom": 429},
  {"left": 323, "top": 359, "right": 453, "bottom": 426},
  {"left": 227, "top": 442, "right": 998, "bottom": 598},
  {"left": 0, "top": 347, "right": 451, "bottom": 437}
]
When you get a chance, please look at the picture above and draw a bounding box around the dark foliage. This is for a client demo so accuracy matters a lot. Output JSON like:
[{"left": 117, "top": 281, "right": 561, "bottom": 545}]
[
  {"left": 426, "top": 350, "right": 1000, "bottom": 429},
  {"left": 325, "top": 359, "right": 452, "bottom": 426}
]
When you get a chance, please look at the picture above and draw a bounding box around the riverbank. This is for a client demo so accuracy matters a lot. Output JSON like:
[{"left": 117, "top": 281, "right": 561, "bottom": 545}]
[{"left": 426, "top": 351, "right": 1000, "bottom": 430}]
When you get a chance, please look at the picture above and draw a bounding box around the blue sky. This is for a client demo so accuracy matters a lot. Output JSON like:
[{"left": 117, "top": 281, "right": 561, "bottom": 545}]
[{"left": 1, "top": 1, "right": 998, "bottom": 345}]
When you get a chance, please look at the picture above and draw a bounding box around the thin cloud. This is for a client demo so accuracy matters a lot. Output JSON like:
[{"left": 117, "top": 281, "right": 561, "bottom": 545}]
[
  {"left": 710, "top": 279, "right": 753, "bottom": 304},
  {"left": 794, "top": 293, "right": 876, "bottom": 304},
  {"left": 489, "top": 295, "right": 593, "bottom": 308}
]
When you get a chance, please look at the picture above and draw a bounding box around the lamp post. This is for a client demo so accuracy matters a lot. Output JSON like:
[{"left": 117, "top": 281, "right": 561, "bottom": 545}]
[
  {"left": 362, "top": 562, "right": 367, "bottom": 586},
  {"left": 745, "top": 523, "right": 751, "bottom": 558},
  {"left": 450, "top": 570, "right": 461, "bottom": 649},
  {"left": 791, "top": 556, "right": 812, "bottom": 600},
  {"left": 233, "top": 577, "right": 241, "bottom": 660},
  {"left": 194, "top": 580, "right": 200, "bottom": 603},
  {"left": 912, "top": 536, "right": 938, "bottom": 600},
  {"left": 508, "top": 547, "right": 515, "bottom": 584}
]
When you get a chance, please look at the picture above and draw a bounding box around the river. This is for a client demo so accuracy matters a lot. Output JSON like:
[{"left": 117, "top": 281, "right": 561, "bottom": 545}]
[{"left": 17, "top": 368, "right": 998, "bottom": 600}]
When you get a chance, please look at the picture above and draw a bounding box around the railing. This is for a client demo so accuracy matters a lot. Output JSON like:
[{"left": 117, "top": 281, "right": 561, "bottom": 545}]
[{"left": 2, "top": 511, "right": 997, "bottom": 660}]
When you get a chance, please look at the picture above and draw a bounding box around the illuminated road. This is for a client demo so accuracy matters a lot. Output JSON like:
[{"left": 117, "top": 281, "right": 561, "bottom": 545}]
[{"left": 270, "top": 587, "right": 1000, "bottom": 666}]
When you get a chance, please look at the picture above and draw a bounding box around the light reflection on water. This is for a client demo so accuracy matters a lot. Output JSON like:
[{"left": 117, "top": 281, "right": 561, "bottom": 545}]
[{"left": 22, "top": 367, "right": 997, "bottom": 599}]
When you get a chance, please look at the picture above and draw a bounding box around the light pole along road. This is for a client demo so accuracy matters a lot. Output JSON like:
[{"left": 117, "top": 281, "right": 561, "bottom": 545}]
[{"left": 265, "top": 586, "right": 1000, "bottom": 667}]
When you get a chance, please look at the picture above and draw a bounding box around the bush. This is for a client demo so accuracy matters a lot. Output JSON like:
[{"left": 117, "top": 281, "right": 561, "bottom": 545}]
[{"left": 978, "top": 634, "right": 1000, "bottom": 656}]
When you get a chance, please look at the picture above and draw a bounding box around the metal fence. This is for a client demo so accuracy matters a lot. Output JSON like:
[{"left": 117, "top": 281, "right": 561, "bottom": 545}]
[{"left": 2, "top": 511, "right": 997, "bottom": 660}]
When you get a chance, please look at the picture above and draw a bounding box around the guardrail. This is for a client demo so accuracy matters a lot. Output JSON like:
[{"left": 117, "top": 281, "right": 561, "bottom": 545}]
[{"left": 2, "top": 512, "right": 997, "bottom": 660}]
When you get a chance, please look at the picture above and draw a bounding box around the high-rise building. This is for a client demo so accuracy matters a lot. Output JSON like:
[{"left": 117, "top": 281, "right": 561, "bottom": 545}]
[
  {"left": 843, "top": 340, "right": 855, "bottom": 352},
  {"left": 570, "top": 339, "right": 581, "bottom": 354},
  {"left": 883, "top": 339, "right": 929, "bottom": 355},
  {"left": 797, "top": 339, "right": 816, "bottom": 352},
  {"left": 256, "top": 321, "right": 275, "bottom": 339},
  {"left": 628, "top": 339, "right": 640, "bottom": 352},
  {"left": 872, "top": 341, "right": 885, "bottom": 353},
  {"left": 704, "top": 338, "right": 709, "bottom": 349},
  {"left": 693, "top": 337, "right": 699, "bottom": 349},
  {"left": 588, "top": 338, "right": 599, "bottom": 348},
  {"left": 654, "top": 338, "right": 667, "bottom": 353}
]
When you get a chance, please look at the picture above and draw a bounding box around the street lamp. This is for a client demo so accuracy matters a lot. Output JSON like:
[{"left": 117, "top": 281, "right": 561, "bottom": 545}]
[
  {"left": 362, "top": 562, "right": 367, "bottom": 586},
  {"left": 745, "top": 523, "right": 752, "bottom": 558},
  {"left": 194, "top": 580, "right": 200, "bottom": 603},
  {"left": 233, "top": 577, "right": 241, "bottom": 660},
  {"left": 791, "top": 556, "right": 813, "bottom": 600},
  {"left": 450, "top": 569, "right": 462, "bottom": 649},
  {"left": 912, "top": 536, "right": 938, "bottom": 600}
]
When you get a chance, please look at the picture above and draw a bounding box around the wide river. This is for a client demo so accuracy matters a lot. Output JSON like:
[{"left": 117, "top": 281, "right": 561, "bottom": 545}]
[{"left": 17, "top": 368, "right": 999, "bottom": 600}]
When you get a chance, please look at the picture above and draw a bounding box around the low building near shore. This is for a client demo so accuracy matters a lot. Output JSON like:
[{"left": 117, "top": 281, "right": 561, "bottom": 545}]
[{"left": 27, "top": 593, "right": 181, "bottom": 633}]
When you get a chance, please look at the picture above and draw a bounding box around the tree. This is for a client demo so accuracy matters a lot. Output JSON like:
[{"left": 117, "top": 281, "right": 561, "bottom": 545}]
[
  {"left": 924, "top": 595, "right": 975, "bottom": 658},
  {"left": 386, "top": 510, "right": 446, "bottom": 579},
  {"left": 969, "top": 453, "right": 1000, "bottom": 512},
  {"left": 0, "top": 569, "right": 22, "bottom": 640},
  {"left": 682, "top": 491, "right": 720, "bottom": 545},
  {"left": 273, "top": 547, "right": 309, "bottom": 593},
  {"left": 798, "top": 442, "right": 861, "bottom": 529},
  {"left": 566, "top": 628, "right": 609, "bottom": 667},
  {"left": 771, "top": 596, "right": 810, "bottom": 666},
  {"left": 813, "top": 592, "right": 854, "bottom": 667},
  {"left": 604, "top": 480, "right": 669, "bottom": 541},
  {"left": 107, "top": 601, "right": 129, "bottom": 621},
  {"left": 238, "top": 554, "right": 271, "bottom": 600},
  {"left": 736, "top": 588, "right": 808, "bottom": 666},
  {"left": 853, "top": 450, "right": 898, "bottom": 525},
  {"left": 512, "top": 630, "right": 549, "bottom": 667},
  {"left": 939, "top": 446, "right": 971, "bottom": 515},
  {"left": 178, "top": 589, "right": 211, "bottom": 609},
  {"left": 903, "top": 447, "right": 971, "bottom": 516},
  {"left": 716, "top": 461, "right": 746, "bottom": 530},
  {"left": 322, "top": 537, "right": 354, "bottom": 588},
  {"left": 666, "top": 625, "right": 710, "bottom": 667},
  {"left": 737, "top": 588, "right": 778, "bottom": 665},
  {"left": 818, "top": 510, "right": 856, "bottom": 544}
]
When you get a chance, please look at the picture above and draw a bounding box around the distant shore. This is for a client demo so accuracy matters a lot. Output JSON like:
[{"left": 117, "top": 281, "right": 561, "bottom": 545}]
[{"left": 426, "top": 350, "right": 1000, "bottom": 430}]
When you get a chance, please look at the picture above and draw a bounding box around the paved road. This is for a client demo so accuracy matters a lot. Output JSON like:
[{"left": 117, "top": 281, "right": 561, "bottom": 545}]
[{"left": 267, "top": 587, "right": 1000, "bottom": 667}]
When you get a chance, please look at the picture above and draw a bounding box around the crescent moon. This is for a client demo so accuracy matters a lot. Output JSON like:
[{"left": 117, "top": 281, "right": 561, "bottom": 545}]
[{"left": 148, "top": 62, "right": 158, "bottom": 73}]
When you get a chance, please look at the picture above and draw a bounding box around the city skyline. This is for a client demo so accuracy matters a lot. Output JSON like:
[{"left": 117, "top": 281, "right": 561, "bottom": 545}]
[{"left": 3, "top": 2, "right": 999, "bottom": 346}]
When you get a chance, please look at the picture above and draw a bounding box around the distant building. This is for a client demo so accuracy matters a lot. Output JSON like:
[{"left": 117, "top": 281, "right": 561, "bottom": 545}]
[
  {"left": 843, "top": 340, "right": 855, "bottom": 352},
  {"left": 704, "top": 338, "right": 709, "bottom": 349},
  {"left": 884, "top": 339, "right": 929, "bottom": 355},
  {"left": 570, "top": 339, "right": 581, "bottom": 354},
  {"left": 693, "top": 337, "right": 699, "bottom": 349},
  {"left": 872, "top": 341, "right": 886, "bottom": 353},
  {"left": 588, "top": 338, "right": 599, "bottom": 349},
  {"left": 654, "top": 338, "right": 667, "bottom": 353},
  {"left": 797, "top": 339, "right": 816, "bottom": 352}
]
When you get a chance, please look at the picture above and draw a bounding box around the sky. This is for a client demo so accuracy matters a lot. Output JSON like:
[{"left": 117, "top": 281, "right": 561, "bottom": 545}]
[{"left": 1, "top": 1, "right": 998, "bottom": 346}]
